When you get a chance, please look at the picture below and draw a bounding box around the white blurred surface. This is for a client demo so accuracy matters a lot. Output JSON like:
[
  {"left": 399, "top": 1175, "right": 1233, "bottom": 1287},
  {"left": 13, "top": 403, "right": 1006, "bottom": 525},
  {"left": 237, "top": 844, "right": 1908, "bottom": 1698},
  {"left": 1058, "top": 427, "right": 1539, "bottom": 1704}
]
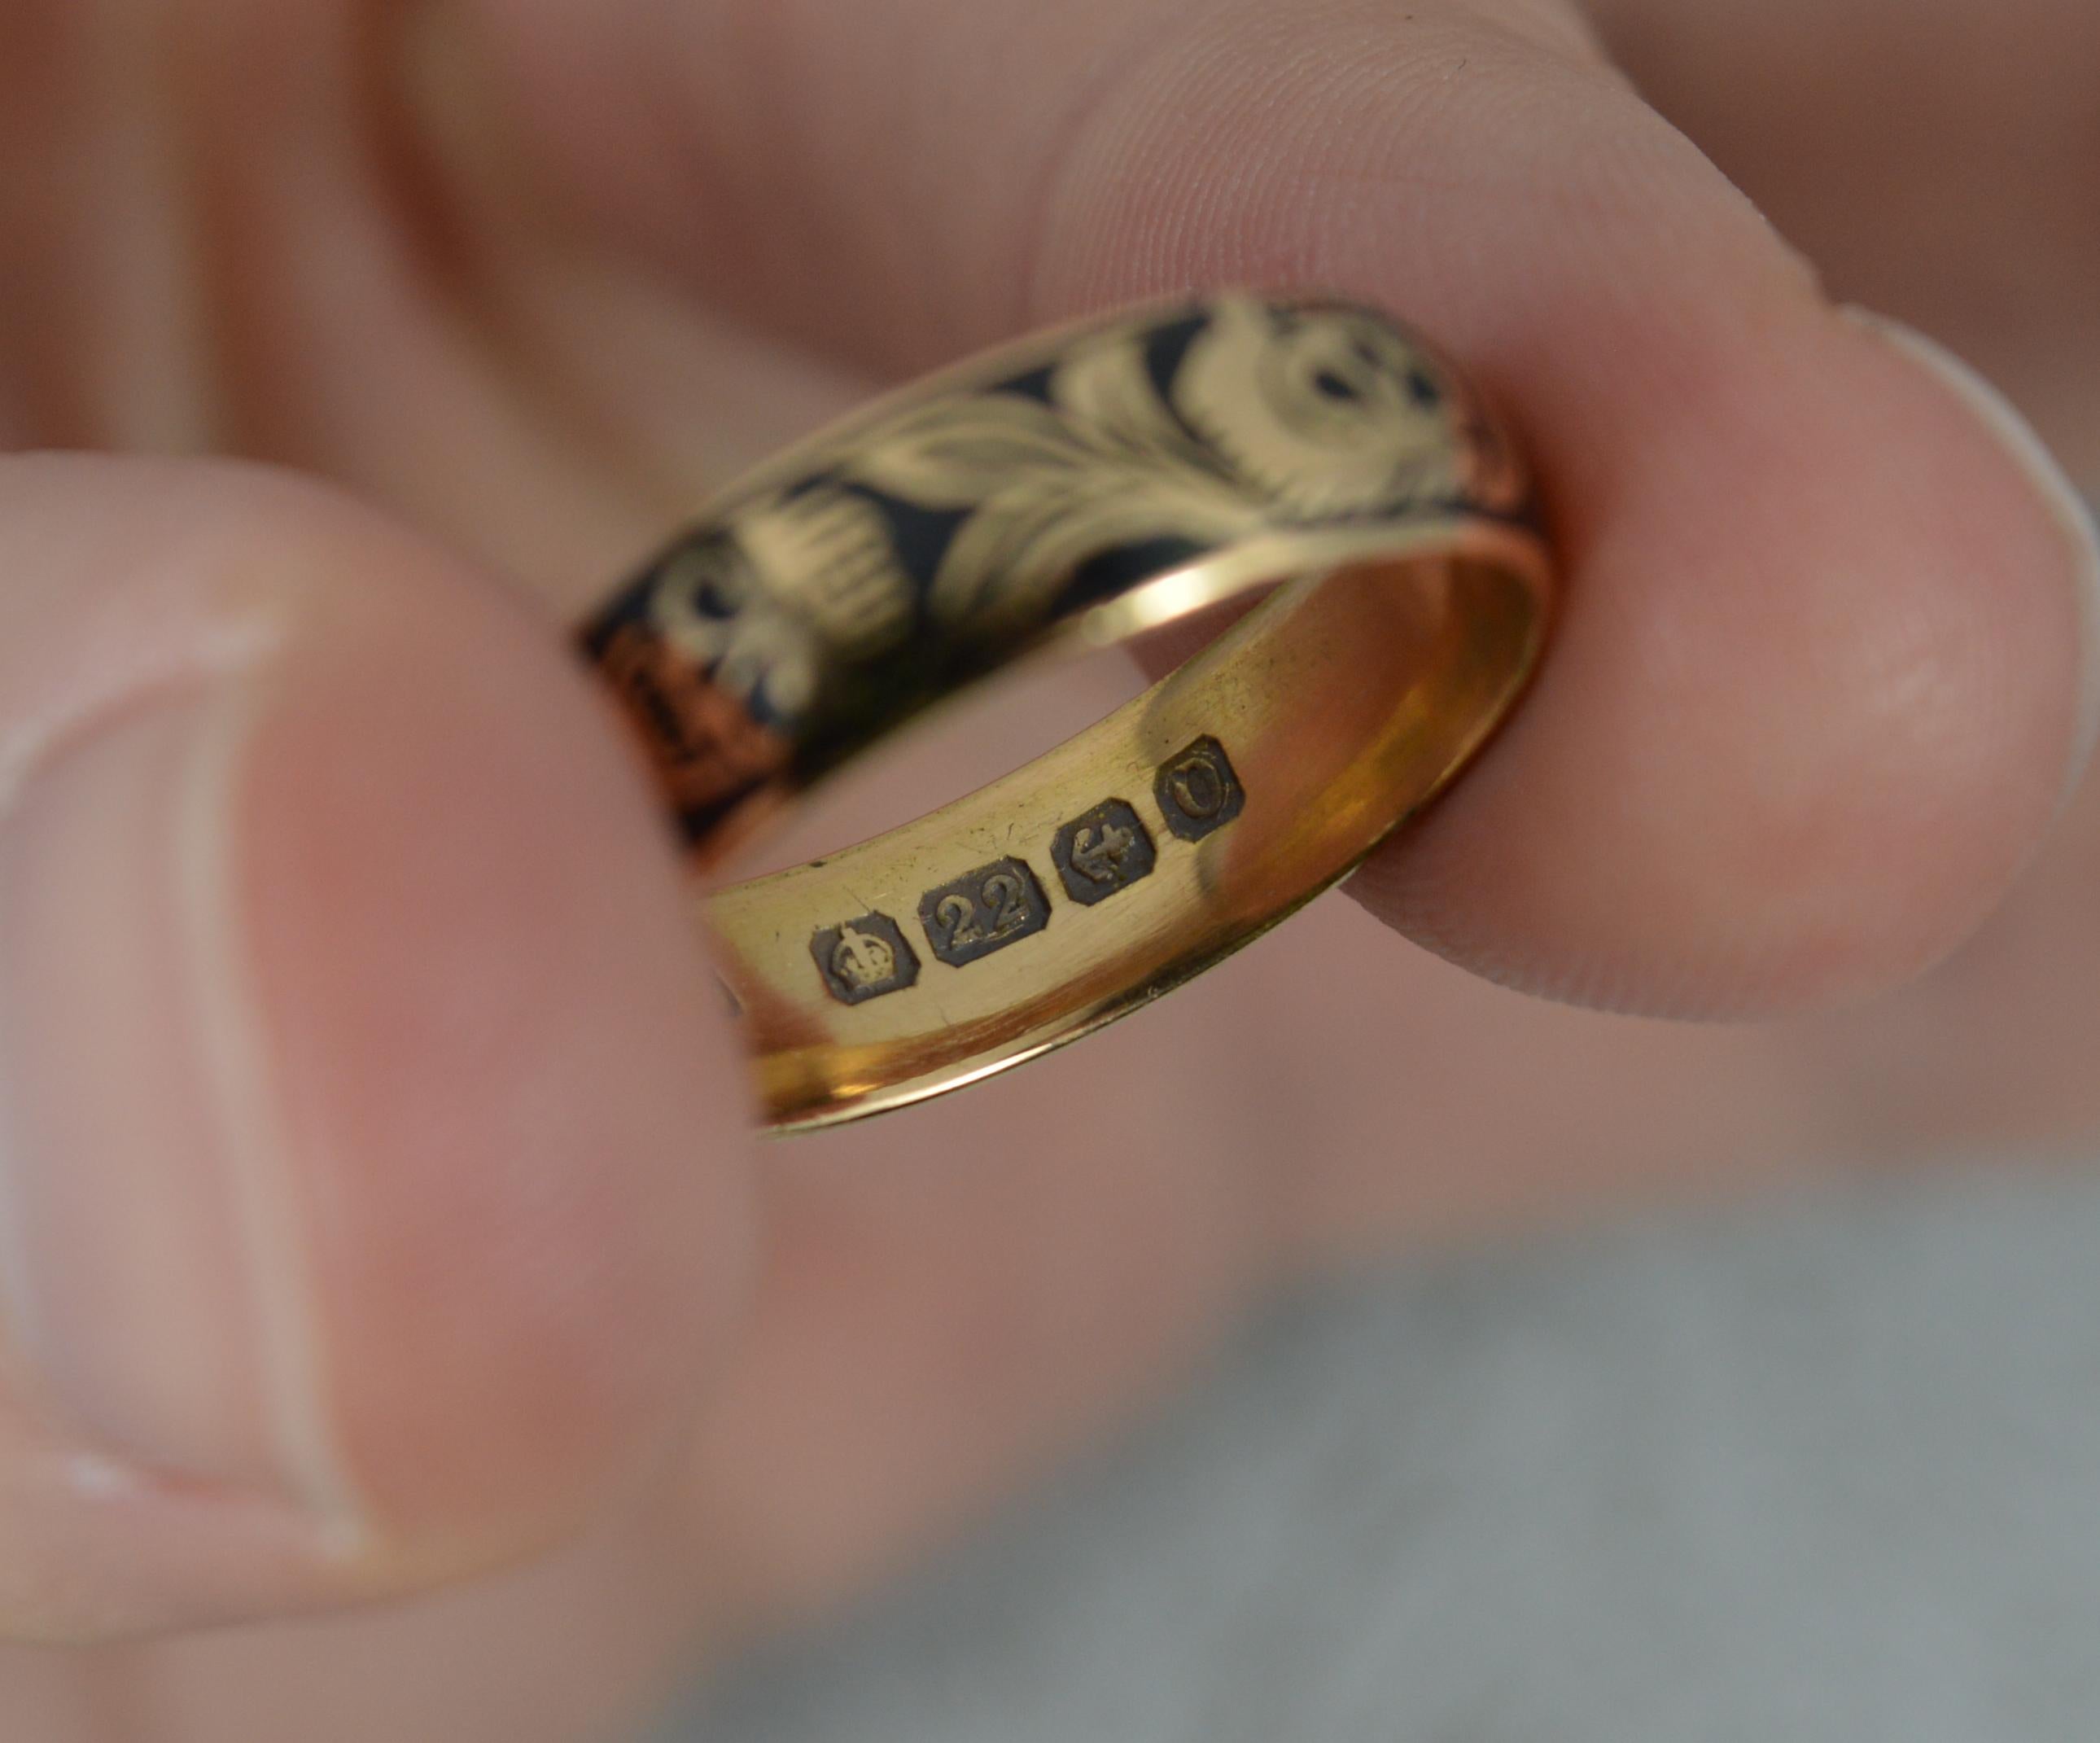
[{"left": 663, "top": 1166, "right": 2100, "bottom": 1741}]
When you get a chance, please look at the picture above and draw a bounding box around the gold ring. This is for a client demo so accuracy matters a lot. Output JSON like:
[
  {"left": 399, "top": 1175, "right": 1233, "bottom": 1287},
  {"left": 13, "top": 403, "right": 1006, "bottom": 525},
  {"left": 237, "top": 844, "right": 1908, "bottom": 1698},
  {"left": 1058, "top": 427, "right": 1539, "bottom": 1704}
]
[{"left": 580, "top": 294, "right": 1555, "bottom": 1134}]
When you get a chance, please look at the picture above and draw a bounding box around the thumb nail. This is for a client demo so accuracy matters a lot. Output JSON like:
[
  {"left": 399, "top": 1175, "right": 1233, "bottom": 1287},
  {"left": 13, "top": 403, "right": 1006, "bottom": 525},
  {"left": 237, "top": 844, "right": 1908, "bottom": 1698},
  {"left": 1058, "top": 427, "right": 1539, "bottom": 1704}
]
[
  {"left": 0, "top": 666, "right": 365, "bottom": 1541},
  {"left": 1840, "top": 306, "right": 2100, "bottom": 794}
]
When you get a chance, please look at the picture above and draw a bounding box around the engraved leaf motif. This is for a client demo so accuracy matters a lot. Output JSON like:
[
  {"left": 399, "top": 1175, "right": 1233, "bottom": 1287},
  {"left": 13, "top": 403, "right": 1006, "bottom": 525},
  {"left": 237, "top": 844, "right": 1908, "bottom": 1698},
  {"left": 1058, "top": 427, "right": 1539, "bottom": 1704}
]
[
  {"left": 847, "top": 322, "right": 1271, "bottom": 633},
  {"left": 847, "top": 395, "right": 1091, "bottom": 507},
  {"left": 1049, "top": 323, "right": 1200, "bottom": 461},
  {"left": 926, "top": 467, "right": 1262, "bottom": 631},
  {"left": 820, "top": 298, "right": 1468, "bottom": 644}
]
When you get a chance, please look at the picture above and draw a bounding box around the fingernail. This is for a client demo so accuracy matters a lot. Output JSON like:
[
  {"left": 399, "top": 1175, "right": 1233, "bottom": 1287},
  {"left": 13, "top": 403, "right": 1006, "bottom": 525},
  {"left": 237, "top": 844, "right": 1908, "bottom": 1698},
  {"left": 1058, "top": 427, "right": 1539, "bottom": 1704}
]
[
  {"left": 0, "top": 670, "right": 365, "bottom": 1542},
  {"left": 1841, "top": 306, "right": 2100, "bottom": 795}
]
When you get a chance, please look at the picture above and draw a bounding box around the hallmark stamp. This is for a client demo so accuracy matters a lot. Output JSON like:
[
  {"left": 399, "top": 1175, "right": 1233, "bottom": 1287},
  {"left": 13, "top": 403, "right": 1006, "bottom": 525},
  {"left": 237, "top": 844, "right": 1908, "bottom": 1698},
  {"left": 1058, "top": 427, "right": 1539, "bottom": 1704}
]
[
  {"left": 1155, "top": 736, "right": 1245, "bottom": 842},
  {"left": 810, "top": 913, "right": 921, "bottom": 1005},
  {"left": 919, "top": 858, "right": 1052, "bottom": 967},
  {"left": 1052, "top": 799, "right": 1157, "bottom": 906}
]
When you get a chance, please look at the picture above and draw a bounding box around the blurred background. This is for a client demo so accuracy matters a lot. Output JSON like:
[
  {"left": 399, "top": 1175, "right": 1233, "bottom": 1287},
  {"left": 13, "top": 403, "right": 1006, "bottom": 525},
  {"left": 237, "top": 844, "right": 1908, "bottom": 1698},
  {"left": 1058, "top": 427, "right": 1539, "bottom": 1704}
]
[{"left": 670, "top": 1161, "right": 2100, "bottom": 1742}]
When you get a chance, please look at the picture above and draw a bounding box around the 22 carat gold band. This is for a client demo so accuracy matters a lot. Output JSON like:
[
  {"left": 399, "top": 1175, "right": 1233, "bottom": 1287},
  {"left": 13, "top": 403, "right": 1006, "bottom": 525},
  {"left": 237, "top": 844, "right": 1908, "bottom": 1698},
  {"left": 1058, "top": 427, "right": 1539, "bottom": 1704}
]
[{"left": 579, "top": 293, "right": 1556, "bottom": 1135}]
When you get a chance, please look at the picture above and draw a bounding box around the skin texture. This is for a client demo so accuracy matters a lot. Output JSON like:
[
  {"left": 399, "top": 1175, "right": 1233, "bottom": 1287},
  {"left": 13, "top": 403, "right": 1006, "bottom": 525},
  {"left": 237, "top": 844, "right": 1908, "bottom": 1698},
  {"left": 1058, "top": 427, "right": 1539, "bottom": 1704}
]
[{"left": 0, "top": 0, "right": 2093, "bottom": 1734}]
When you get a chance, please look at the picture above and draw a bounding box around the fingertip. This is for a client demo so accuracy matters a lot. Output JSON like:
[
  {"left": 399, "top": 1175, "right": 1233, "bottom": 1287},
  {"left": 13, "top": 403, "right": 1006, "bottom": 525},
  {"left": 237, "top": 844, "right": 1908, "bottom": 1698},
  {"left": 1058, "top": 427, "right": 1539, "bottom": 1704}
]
[
  {"left": 238, "top": 493, "right": 759, "bottom": 1573},
  {"left": 1357, "top": 293, "right": 2094, "bottom": 1016},
  {"left": 0, "top": 457, "right": 754, "bottom": 1632},
  {"left": 1839, "top": 306, "right": 2100, "bottom": 797}
]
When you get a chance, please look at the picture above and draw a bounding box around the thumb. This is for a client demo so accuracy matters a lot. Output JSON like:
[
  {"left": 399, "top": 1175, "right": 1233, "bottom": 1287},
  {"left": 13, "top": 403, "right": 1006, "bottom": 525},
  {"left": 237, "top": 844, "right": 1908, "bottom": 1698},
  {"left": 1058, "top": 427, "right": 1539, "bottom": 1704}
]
[{"left": 0, "top": 456, "right": 754, "bottom": 1639}]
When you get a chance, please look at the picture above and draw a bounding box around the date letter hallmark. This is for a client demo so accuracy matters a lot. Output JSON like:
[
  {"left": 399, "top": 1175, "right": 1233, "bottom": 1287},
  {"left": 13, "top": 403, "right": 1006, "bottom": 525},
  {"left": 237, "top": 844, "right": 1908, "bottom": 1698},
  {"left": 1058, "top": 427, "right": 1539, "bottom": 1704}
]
[
  {"left": 919, "top": 859, "right": 1052, "bottom": 968},
  {"left": 810, "top": 913, "right": 921, "bottom": 1006},
  {"left": 1155, "top": 736, "right": 1246, "bottom": 842},
  {"left": 1052, "top": 799, "right": 1158, "bottom": 906}
]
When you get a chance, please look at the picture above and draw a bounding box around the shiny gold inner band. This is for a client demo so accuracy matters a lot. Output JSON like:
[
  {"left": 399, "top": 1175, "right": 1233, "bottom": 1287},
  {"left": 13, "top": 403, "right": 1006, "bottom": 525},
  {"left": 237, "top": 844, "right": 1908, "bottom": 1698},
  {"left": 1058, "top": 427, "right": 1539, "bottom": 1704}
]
[{"left": 711, "top": 531, "right": 1547, "bottom": 1132}]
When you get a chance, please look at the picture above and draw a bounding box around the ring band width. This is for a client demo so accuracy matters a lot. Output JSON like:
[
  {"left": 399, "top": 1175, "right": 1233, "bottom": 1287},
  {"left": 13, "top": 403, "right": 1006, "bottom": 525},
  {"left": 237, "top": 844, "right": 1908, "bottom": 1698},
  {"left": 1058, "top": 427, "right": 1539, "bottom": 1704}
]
[{"left": 580, "top": 294, "right": 1555, "bottom": 1133}]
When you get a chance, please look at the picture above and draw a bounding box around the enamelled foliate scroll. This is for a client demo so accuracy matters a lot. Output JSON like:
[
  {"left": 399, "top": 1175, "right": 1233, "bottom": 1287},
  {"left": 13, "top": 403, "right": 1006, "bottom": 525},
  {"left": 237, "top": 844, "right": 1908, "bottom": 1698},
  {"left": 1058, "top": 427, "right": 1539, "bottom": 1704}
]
[
  {"left": 579, "top": 288, "right": 1552, "bottom": 1132},
  {"left": 581, "top": 293, "right": 1533, "bottom": 850}
]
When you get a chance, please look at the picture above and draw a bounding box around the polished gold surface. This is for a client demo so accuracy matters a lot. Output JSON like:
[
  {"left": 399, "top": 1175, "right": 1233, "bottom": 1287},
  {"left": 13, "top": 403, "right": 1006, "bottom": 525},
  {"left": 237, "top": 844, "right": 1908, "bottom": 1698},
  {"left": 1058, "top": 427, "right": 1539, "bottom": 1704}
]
[{"left": 580, "top": 295, "right": 1555, "bottom": 1133}]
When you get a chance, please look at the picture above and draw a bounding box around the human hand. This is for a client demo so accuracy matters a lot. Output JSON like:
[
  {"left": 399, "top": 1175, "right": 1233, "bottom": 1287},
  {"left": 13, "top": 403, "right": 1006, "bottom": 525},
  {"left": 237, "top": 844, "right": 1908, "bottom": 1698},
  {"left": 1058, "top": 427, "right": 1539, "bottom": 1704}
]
[{"left": 0, "top": 0, "right": 2093, "bottom": 1735}]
